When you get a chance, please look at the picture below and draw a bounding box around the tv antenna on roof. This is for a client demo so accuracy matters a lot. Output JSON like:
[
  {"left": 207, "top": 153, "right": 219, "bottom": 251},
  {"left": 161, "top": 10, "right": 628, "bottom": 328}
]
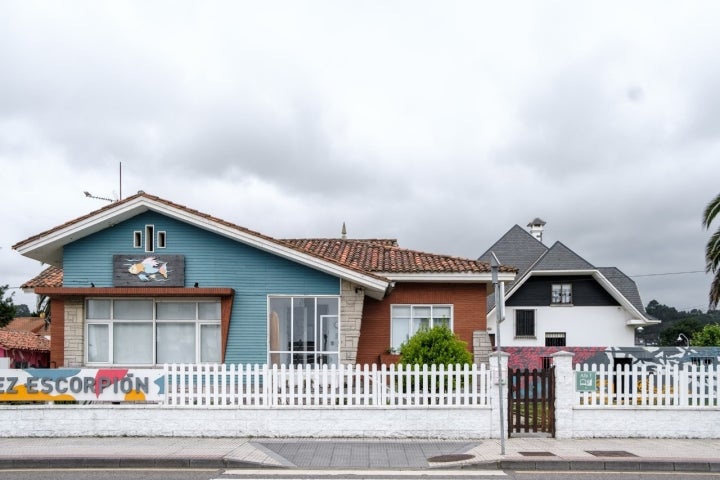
[{"left": 83, "top": 162, "right": 122, "bottom": 202}]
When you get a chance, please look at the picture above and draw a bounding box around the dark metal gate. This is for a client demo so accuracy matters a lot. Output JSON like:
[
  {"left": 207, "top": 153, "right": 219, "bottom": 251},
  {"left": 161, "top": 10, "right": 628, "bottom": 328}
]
[{"left": 508, "top": 367, "right": 555, "bottom": 436}]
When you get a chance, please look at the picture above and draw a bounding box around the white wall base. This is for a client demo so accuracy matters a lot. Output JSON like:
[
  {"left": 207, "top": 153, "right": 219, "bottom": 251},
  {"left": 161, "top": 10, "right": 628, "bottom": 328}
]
[
  {"left": 0, "top": 406, "right": 493, "bottom": 438},
  {"left": 572, "top": 407, "right": 720, "bottom": 439}
]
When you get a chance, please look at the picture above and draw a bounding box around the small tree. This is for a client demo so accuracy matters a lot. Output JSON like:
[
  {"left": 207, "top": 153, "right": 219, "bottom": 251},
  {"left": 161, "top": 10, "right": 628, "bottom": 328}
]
[
  {"left": 398, "top": 325, "right": 472, "bottom": 366},
  {"left": 692, "top": 324, "right": 720, "bottom": 346},
  {"left": 0, "top": 285, "right": 16, "bottom": 328}
]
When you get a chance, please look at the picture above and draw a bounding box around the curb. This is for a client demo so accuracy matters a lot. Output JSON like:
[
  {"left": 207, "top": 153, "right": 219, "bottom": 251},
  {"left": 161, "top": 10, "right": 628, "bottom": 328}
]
[
  {"left": 0, "top": 457, "right": 281, "bottom": 470},
  {"left": 479, "top": 459, "right": 720, "bottom": 472}
]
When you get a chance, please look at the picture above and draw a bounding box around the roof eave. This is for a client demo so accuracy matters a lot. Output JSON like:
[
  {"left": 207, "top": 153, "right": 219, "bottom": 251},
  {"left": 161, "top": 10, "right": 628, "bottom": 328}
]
[{"left": 382, "top": 272, "right": 515, "bottom": 283}]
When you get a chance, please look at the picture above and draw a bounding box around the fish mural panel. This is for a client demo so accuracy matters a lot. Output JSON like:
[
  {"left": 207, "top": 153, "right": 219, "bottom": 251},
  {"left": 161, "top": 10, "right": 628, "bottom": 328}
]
[{"left": 113, "top": 254, "right": 185, "bottom": 287}]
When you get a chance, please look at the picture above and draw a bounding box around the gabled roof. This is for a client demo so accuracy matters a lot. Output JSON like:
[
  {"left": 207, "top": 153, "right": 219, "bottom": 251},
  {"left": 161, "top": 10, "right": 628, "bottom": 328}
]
[
  {"left": 483, "top": 223, "right": 656, "bottom": 324},
  {"left": 532, "top": 242, "right": 595, "bottom": 271},
  {"left": 478, "top": 225, "right": 548, "bottom": 281},
  {"left": 14, "top": 193, "right": 512, "bottom": 298},
  {"left": 0, "top": 329, "right": 49, "bottom": 352}
]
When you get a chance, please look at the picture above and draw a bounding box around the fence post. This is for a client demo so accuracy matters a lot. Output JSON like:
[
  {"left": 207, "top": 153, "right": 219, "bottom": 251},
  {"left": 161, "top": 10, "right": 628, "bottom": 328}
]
[
  {"left": 551, "top": 351, "right": 575, "bottom": 439},
  {"left": 488, "top": 351, "right": 509, "bottom": 440}
]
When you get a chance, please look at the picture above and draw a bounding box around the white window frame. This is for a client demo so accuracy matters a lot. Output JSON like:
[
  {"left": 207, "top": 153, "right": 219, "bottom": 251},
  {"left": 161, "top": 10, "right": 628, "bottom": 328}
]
[
  {"left": 85, "top": 298, "right": 221, "bottom": 366},
  {"left": 267, "top": 295, "right": 341, "bottom": 367},
  {"left": 133, "top": 231, "right": 142, "bottom": 248},
  {"left": 390, "top": 304, "right": 454, "bottom": 351},
  {"left": 145, "top": 225, "right": 155, "bottom": 253},
  {"left": 157, "top": 231, "right": 167, "bottom": 249},
  {"left": 551, "top": 283, "right": 572, "bottom": 305}
]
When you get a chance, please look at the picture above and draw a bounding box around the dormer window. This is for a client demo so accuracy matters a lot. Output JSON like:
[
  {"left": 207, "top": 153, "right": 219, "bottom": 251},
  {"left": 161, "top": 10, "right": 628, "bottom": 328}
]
[{"left": 551, "top": 283, "right": 572, "bottom": 304}]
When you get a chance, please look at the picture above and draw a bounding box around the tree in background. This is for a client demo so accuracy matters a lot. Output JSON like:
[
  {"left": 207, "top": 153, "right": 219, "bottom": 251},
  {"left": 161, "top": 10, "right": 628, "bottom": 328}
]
[
  {"left": 703, "top": 192, "right": 720, "bottom": 310},
  {"left": 399, "top": 325, "right": 472, "bottom": 366},
  {"left": 659, "top": 318, "right": 703, "bottom": 346},
  {"left": 692, "top": 324, "right": 720, "bottom": 346},
  {"left": 0, "top": 285, "right": 16, "bottom": 328}
]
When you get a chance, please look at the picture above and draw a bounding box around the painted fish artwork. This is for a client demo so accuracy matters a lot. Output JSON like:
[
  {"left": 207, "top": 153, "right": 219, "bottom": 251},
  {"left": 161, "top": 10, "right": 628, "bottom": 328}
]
[{"left": 126, "top": 257, "right": 169, "bottom": 282}]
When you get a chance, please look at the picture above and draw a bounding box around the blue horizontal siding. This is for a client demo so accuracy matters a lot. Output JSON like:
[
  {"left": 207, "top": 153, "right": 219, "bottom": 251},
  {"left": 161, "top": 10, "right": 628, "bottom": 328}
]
[{"left": 63, "top": 211, "right": 340, "bottom": 364}]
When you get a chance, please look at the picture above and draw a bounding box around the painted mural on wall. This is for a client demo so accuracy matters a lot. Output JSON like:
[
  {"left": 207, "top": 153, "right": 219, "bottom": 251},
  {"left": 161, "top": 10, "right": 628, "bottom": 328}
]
[
  {"left": 505, "top": 346, "right": 720, "bottom": 371},
  {"left": 113, "top": 254, "right": 184, "bottom": 287},
  {"left": 0, "top": 368, "right": 165, "bottom": 402}
]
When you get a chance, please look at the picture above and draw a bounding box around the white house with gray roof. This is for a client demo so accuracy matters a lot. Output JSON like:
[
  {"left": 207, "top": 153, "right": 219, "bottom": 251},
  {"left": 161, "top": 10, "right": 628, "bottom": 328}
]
[{"left": 479, "top": 221, "right": 659, "bottom": 348}]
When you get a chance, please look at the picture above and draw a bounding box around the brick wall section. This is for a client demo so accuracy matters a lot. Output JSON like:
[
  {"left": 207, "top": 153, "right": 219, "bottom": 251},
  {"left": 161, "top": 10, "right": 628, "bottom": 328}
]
[
  {"left": 356, "top": 282, "right": 487, "bottom": 366},
  {"left": 63, "top": 298, "right": 84, "bottom": 367},
  {"left": 50, "top": 299, "right": 64, "bottom": 367},
  {"left": 340, "top": 280, "right": 365, "bottom": 364}
]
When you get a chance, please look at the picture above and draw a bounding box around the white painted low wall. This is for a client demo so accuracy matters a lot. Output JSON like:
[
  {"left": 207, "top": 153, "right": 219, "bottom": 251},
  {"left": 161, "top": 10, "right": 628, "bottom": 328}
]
[
  {"left": 571, "top": 407, "right": 720, "bottom": 439},
  {"left": 0, "top": 405, "right": 493, "bottom": 439}
]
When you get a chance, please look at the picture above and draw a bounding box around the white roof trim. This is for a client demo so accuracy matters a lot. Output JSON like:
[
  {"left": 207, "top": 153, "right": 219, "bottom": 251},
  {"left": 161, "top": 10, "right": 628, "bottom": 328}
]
[{"left": 15, "top": 196, "right": 390, "bottom": 296}]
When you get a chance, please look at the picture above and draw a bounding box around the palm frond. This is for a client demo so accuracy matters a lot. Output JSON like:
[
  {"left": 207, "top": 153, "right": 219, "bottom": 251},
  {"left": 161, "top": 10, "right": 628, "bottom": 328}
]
[{"left": 703, "top": 192, "right": 720, "bottom": 229}]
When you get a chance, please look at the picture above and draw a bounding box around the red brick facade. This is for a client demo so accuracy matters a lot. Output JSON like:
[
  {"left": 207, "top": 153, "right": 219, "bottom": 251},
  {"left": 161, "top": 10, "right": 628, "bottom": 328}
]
[{"left": 356, "top": 282, "right": 488, "bottom": 365}]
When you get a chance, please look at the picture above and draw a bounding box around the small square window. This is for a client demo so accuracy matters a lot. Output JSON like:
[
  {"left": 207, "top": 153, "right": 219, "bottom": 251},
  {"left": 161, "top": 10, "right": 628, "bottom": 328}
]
[{"left": 551, "top": 283, "right": 572, "bottom": 304}]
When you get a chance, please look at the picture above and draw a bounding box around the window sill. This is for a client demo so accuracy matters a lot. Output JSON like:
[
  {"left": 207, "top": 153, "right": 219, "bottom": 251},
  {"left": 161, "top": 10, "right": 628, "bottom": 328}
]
[
  {"left": 514, "top": 336, "right": 537, "bottom": 339},
  {"left": 550, "top": 303, "right": 574, "bottom": 307}
]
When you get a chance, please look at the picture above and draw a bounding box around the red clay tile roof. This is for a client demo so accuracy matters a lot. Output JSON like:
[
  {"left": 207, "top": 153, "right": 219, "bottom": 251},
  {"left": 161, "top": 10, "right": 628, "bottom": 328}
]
[
  {"left": 281, "top": 239, "right": 516, "bottom": 274},
  {"left": 21, "top": 266, "right": 63, "bottom": 289},
  {"left": 5, "top": 317, "right": 49, "bottom": 334},
  {"left": 0, "top": 329, "right": 50, "bottom": 352}
]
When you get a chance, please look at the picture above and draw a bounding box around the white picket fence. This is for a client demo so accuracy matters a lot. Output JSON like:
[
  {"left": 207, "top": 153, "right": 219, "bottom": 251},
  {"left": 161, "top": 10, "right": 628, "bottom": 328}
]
[
  {"left": 163, "top": 363, "right": 491, "bottom": 408},
  {"left": 575, "top": 363, "right": 720, "bottom": 407}
]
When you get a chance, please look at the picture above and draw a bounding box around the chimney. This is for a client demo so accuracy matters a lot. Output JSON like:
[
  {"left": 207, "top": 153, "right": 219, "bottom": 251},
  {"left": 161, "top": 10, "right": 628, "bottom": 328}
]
[
  {"left": 527, "top": 218, "right": 546, "bottom": 242},
  {"left": 341, "top": 222, "right": 347, "bottom": 239}
]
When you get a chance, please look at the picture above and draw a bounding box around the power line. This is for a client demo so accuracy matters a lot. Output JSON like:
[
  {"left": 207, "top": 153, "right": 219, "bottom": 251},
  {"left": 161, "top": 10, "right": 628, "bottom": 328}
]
[{"left": 630, "top": 270, "right": 706, "bottom": 278}]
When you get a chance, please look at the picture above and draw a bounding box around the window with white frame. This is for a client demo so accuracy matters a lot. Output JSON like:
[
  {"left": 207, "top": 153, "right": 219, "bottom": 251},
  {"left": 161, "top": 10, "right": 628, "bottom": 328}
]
[
  {"left": 390, "top": 304, "right": 453, "bottom": 351},
  {"left": 515, "top": 309, "right": 535, "bottom": 338},
  {"left": 545, "top": 332, "right": 566, "bottom": 346},
  {"left": 86, "top": 298, "right": 221, "bottom": 365},
  {"left": 551, "top": 283, "right": 572, "bottom": 304},
  {"left": 268, "top": 296, "right": 340, "bottom": 366}
]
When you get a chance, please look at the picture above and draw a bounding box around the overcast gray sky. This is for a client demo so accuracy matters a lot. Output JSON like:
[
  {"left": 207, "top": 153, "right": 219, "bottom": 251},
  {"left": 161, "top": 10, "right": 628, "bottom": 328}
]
[{"left": 1, "top": 1, "right": 717, "bottom": 312}]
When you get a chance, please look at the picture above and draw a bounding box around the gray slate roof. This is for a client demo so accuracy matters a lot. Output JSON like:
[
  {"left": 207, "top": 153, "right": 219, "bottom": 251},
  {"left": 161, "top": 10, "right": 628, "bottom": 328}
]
[{"left": 480, "top": 225, "right": 652, "bottom": 320}]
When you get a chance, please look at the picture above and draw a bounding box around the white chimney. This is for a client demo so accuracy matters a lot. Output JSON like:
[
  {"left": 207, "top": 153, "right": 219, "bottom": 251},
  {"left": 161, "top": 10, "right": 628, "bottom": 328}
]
[{"left": 527, "top": 218, "right": 546, "bottom": 242}]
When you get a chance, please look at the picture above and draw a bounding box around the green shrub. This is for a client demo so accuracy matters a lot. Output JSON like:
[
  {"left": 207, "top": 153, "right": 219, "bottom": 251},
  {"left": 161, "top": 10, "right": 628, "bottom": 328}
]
[{"left": 398, "top": 325, "right": 472, "bottom": 367}]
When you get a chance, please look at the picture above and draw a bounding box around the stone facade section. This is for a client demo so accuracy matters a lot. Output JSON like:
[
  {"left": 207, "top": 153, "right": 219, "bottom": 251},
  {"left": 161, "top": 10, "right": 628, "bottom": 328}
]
[
  {"left": 340, "top": 280, "right": 364, "bottom": 364},
  {"left": 473, "top": 330, "right": 494, "bottom": 365},
  {"left": 63, "top": 298, "right": 84, "bottom": 367}
]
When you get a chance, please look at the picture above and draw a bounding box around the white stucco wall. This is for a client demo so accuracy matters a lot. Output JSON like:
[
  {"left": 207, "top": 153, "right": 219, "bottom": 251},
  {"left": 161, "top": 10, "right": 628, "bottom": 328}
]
[
  {"left": 0, "top": 406, "right": 493, "bottom": 438},
  {"left": 496, "top": 305, "right": 636, "bottom": 347}
]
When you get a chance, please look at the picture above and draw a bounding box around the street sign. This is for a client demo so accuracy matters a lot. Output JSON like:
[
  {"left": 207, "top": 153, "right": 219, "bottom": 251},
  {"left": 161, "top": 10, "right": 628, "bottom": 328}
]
[{"left": 575, "top": 371, "right": 597, "bottom": 392}]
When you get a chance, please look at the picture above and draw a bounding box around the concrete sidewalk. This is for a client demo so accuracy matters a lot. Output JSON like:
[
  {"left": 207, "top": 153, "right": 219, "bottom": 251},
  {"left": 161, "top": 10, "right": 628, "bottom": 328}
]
[{"left": 0, "top": 437, "right": 718, "bottom": 472}]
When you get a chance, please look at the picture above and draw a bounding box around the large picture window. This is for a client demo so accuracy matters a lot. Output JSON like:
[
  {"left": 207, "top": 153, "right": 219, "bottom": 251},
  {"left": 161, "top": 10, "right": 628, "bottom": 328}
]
[
  {"left": 86, "top": 298, "right": 221, "bottom": 365},
  {"left": 268, "top": 296, "right": 340, "bottom": 366},
  {"left": 390, "top": 304, "right": 453, "bottom": 351}
]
